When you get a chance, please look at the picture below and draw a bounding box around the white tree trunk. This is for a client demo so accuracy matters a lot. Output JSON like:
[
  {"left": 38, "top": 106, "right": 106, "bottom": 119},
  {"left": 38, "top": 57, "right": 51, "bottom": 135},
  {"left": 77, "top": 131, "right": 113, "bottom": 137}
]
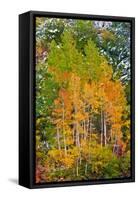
[
  {"left": 76, "top": 159, "right": 79, "bottom": 176},
  {"left": 101, "top": 110, "right": 103, "bottom": 147},
  {"left": 62, "top": 101, "right": 67, "bottom": 155},
  {"left": 103, "top": 112, "right": 107, "bottom": 146},
  {"left": 85, "top": 162, "right": 88, "bottom": 175},
  {"left": 56, "top": 126, "right": 61, "bottom": 150}
]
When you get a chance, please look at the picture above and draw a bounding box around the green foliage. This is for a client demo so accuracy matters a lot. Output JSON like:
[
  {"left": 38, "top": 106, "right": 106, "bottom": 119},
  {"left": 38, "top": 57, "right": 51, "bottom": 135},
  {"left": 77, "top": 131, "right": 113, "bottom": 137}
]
[
  {"left": 120, "top": 151, "right": 131, "bottom": 177},
  {"left": 73, "top": 20, "right": 98, "bottom": 52},
  {"left": 48, "top": 31, "right": 83, "bottom": 74},
  {"left": 98, "top": 22, "right": 131, "bottom": 83}
]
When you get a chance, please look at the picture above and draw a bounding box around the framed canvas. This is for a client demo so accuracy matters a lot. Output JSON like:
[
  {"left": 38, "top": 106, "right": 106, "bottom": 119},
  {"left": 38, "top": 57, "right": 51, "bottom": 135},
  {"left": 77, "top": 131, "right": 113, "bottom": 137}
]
[{"left": 19, "top": 11, "right": 135, "bottom": 189}]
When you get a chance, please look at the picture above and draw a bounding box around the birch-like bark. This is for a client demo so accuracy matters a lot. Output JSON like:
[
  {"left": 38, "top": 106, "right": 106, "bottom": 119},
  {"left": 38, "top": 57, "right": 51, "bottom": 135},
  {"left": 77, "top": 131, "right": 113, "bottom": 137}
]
[
  {"left": 89, "top": 117, "right": 92, "bottom": 139},
  {"left": 76, "top": 159, "right": 79, "bottom": 176},
  {"left": 87, "top": 118, "right": 89, "bottom": 133},
  {"left": 72, "top": 125, "right": 75, "bottom": 143},
  {"left": 56, "top": 126, "right": 61, "bottom": 150},
  {"left": 74, "top": 105, "right": 80, "bottom": 148},
  {"left": 85, "top": 162, "right": 88, "bottom": 175},
  {"left": 83, "top": 120, "right": 85, "bottom": 138},
  {"left": 101, "top": 110, "right": 103, "bottom": 147},
  {"left": 103, "top": 112, "right": 107, "bottom": 146},
  {"left": 110, "top": 127, "right": 113, "bottom": 143},
  {"left": 76, "top": 122, "right": 80, "bottom": 147},
  {"left": 62, "top": 101, "right": 67, "bottom": 155}
]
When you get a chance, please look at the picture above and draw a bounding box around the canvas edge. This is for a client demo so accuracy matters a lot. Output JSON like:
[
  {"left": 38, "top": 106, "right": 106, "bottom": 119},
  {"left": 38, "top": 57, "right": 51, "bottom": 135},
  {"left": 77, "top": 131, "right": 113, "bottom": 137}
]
[{"left": 19, "top": 10, "right": 135, "bottom": 189}]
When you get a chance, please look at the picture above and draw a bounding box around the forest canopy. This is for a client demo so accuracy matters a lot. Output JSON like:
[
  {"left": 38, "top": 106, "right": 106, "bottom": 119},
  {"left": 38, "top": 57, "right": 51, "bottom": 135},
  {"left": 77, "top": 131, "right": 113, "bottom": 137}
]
[{"left": 35, "top": 17, "right": 131, "bottom": 183}]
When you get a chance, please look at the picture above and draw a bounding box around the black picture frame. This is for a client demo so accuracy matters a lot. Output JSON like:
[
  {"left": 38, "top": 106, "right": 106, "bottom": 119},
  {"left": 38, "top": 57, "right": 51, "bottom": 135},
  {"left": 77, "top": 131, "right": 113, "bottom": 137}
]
[{"left": 19, "top": 10, "right": 135, "bottom": 189}]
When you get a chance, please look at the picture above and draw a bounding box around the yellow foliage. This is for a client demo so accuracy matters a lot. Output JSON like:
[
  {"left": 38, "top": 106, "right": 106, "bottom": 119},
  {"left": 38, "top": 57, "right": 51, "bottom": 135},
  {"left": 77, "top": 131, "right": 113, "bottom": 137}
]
[{"left": 61, "top": 155, "right": 74, "bottom": 168}]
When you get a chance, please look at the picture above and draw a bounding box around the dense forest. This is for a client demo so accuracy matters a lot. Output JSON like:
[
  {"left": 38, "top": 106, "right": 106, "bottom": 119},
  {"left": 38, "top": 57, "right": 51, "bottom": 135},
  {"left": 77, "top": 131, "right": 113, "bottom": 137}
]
[{"left": 35, "top": 17, "right": 131, "bottom": 183}]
